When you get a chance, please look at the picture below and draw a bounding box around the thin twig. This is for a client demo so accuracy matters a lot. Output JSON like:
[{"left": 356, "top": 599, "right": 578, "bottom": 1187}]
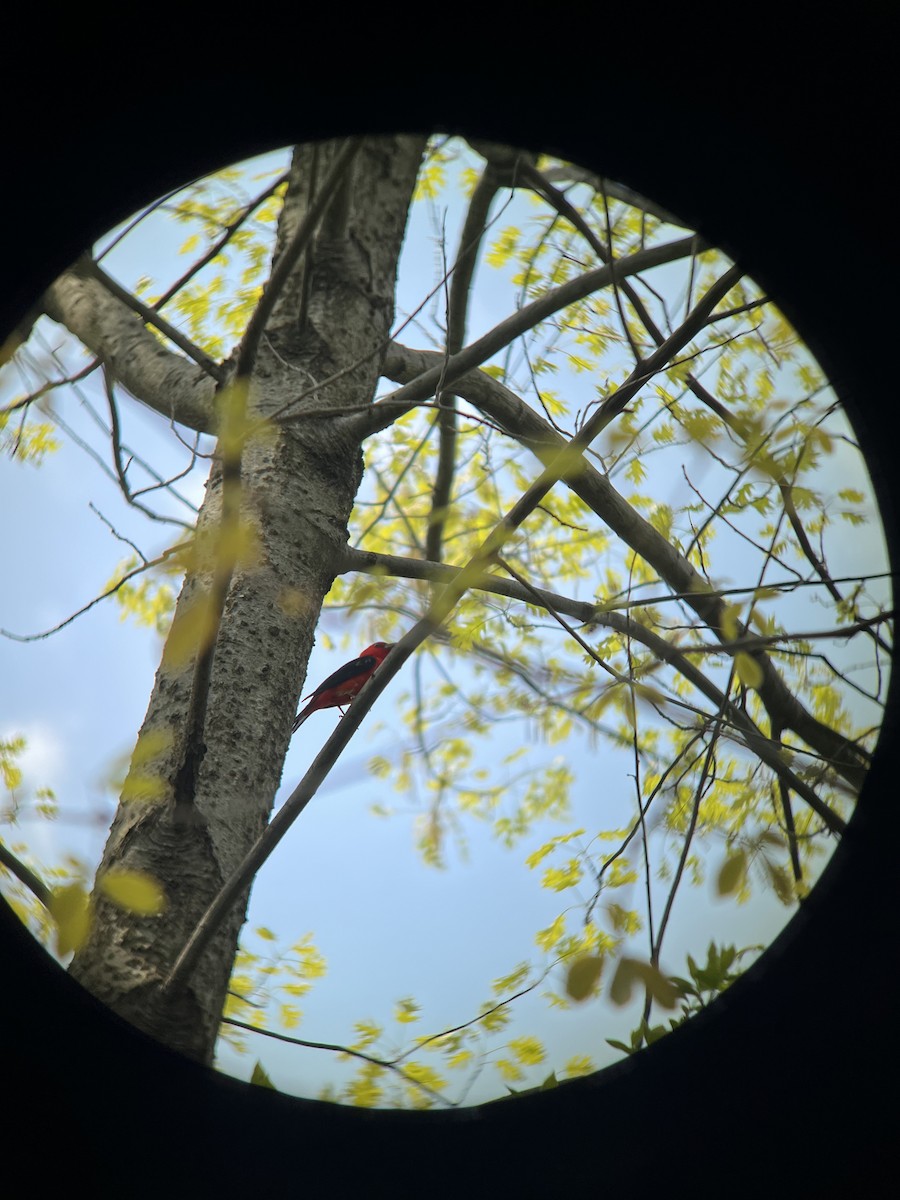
[
  {"left": 427, "top": 165, "right": 504, "bottom": 562},
  {"left": 83, "top": 258, "right": 225, "bottom": 381},
  {"left": 153, "top": 172, "right": 289, "bottom": 312},
  {"left": 361, "top": 235, "right": 708, "bottom": 438},
  {"left": 1, "top": 546, "right": 179, "bottom": 642},
  {"left": 220, "top": 1018, "right": 454, "bottom": 1108}
]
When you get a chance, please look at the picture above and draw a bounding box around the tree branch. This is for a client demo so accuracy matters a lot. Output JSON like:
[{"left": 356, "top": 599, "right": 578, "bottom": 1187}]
[
  {"left": 163, "top": 631, "right": 417, "bottom": 994},
  {"left": 356, "top": 234, "right": 706, "bottom": 438},
  {"left": 539, "top": 164, "right": 691, "bottom": 228},
  {"left": 522, "top": 159, "right": 872, "bottom": 677},
  {"left": 220, "top": 1018, "right": 454, "bottom": 1108},
  {"left": 382, "top": 344, "right": 873, "bottom": 794},
  {"left": 0, "top": 839, "right": 53, "bottom": 909},
  {"left": 152, "top": 171, "right": 289, "bottom": 313},
  {"left": 340, "top": 545, "right": 847, "bottom": 833},
  {"left": 42, "top": 264, "right": 218, "bottom": 434},
  {"left": 80, "top": 258, "right": 225, "bottom": 380},
  {"left": 427, "top": 165, "right": 505, "bottom": 562},
  {"left": 1, "top": 546, "right": 179, "bottom": 642},
  {"left": 102, "top": 367, "right": 190, "bottom": 526}
]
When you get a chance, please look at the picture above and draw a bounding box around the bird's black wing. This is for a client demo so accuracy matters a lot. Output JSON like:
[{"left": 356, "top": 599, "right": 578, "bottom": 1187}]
[{"left": 306, "top": 652, "right": 378, "bottom": 700}]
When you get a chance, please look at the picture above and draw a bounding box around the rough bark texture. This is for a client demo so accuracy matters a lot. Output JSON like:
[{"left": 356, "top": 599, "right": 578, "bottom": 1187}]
[
  {"left": 43, "top": 266, "right": 218, "bottom": 433},
  {"left": 62, "top": 136, "right": 426, "bottom": 1063}
]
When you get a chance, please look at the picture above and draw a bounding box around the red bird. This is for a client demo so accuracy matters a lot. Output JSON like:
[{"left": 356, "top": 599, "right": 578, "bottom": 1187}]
[{"left": 291, "top": 642, "right": 395, "bottom": 732}]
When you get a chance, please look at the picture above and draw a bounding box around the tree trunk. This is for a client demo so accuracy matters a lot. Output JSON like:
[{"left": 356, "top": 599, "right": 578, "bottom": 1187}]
[{"left": 66, "top": 136, "right": 425, "bottom": 1064}]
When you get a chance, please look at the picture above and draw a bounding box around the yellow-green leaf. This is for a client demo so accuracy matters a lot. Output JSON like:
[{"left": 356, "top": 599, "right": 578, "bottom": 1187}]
[
  {"left": 535, "top": 914, "right": 566, "bottom": 952},
  {"left": 610, "top": 957, "right": 679, "bottom": 1009},
  {"left": 395, "top": 997, "right": 421, "bottom": 1025},
  {"left": 716, "top": 850, "right": 748, "bottom": 896},
  {"left": 563, "top": 1054, "right": 595, "bottom": 1078},
  {"left": 720, "top": 603, "right": 741, "bottom": 641},
  {"left": 509, "top": 1035, "right": 546, "bottom": 1066},
  {"left": 162, "top": 594, "right": 220, "bottom": 668},
  {"left": 99, "top": 869, "right": 166, "bottom": 916},
  {"left": 734, "top": 652, "right": 764, "bottom": 690},
  {"left": 49, "top": 883, "right": 92, "bottom": 956},
  {"left": 131, "top": 728, "right": 175, "bottom": 767},
  {"left": 121, "top": 772, "right": 168, "bottom": 804},
  {"left": 495, "top": 1057, "right": 523, "bottom": 1083},
  {"left": 765, "top": 859, "right": 796, "bottom": 905},
  {"left": 279, "top": 1004, "right": 301, "bottom": 1030},
  {"left": 541, "top": 859, "right": 582, "bottom": 892},
  {"left": 565, "top": 955, "right": 604, "bottom": 1002}
]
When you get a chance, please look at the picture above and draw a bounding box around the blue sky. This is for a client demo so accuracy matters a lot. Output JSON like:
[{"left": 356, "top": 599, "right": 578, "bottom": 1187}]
[{"left": 1, "top": 141, "right": 891, "bottom": 1106}]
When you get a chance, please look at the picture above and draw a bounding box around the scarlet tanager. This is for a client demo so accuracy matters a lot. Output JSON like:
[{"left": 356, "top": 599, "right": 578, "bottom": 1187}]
[{"left": 291, "top": 642, "right": 394, "bottom": 732}]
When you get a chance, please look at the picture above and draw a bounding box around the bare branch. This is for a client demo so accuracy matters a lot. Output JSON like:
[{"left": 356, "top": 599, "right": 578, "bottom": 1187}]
[
  {"left": 1, "top": 547, "right": 178, "bottom": 642},
  {"left": 19, "top": 327, "right": 202, "bottom": 519},
  {"left": 427, "top": 164, "right": 506, "bottom": 562},
  {"left": 539, "top": 164, "right": 691, "bottom": 228},
  {"left": 153, "top": 171, "right": 289, "bottom": 312},
  {"left": 81, "top": 258, "right": 225, "bottom": 381},
  {"left": 383, "top": 343, "right": 871, "bottom": 792},
  {"left": 102, "top": 368, "right": 191, "bottom": 527},
  {"left": 338, "top": 552, "right": 847, "bottom": 833},
  {"left": 0, "top": 356, "right": 101, "bottom": 417},
  {"left": 220, "top": 1018, "right": 454, "bottom": 1108},
  {"left": 0, "top": 839, "right": 53, "bottom": 909},
  {"left": 771, "top": 720, "right": 804, "bottom": 885},
  {"left": 358, "top": 234, "right": 707, "bottom": 438},
  {"left": 42, "top": 264, "right": 217, "bottom": 434},
  {"left": 652, "top": 699, "right": 728, "bottom": 966}
]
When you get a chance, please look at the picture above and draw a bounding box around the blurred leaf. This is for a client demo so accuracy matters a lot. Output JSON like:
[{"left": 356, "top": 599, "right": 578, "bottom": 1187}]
[
  {"left": 509, "top": 1035, "right": 546, "bottom": 1066},
  {"left": 162, "top": 594, "right": 220, "bottom": 667},
  {"left": 610, "top": 957, "right": 679, "bottom": 1009},
  {"left": 734, "top": 652, "right": 764, "bottom": 690},
  {"left": 121, "top": 772, "right": 168, "bottom": 804},
  {"left": 496, "top": 1057, "right": 524, "bottom": 1083},
  {"left": 565, "top": 954, "right": 604, "bottom": 1002},
  {"left": 720, "top": 603, "right": 741, "bottom": 641},
  {"left": 395, "top": 997, "right": 421, "bottom": 1025},
  {"left": 131, "top": 729, "right": 175, "bottom": 767},
  {"left": 765, "top": 859, "right": 796, "bottom": 905},
  {"left": 716, "top": 850, "right": 747, "bottom": 897},
  {"left": 99, "top": 869, "right": 166, "bottom": 916},
  {"left": 563, "top": 1055, "right": 595, "bottom": 1077},
  {"left": 49, "top": 883, "right": 91, "bottom": 956}
]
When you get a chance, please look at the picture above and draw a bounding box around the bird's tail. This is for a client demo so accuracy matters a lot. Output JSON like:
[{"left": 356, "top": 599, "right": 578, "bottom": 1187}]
[{"left": 291, "top": 706, "right": 312, "bottom": 734}]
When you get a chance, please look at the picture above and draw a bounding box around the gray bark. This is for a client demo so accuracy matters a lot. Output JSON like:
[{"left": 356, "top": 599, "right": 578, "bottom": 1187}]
[
  {"left": 58, "top": 136, "right": 425, "bottom": 1063},
  {"left": 43, "top": 265, "right": 218, "bottom": 434}
]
